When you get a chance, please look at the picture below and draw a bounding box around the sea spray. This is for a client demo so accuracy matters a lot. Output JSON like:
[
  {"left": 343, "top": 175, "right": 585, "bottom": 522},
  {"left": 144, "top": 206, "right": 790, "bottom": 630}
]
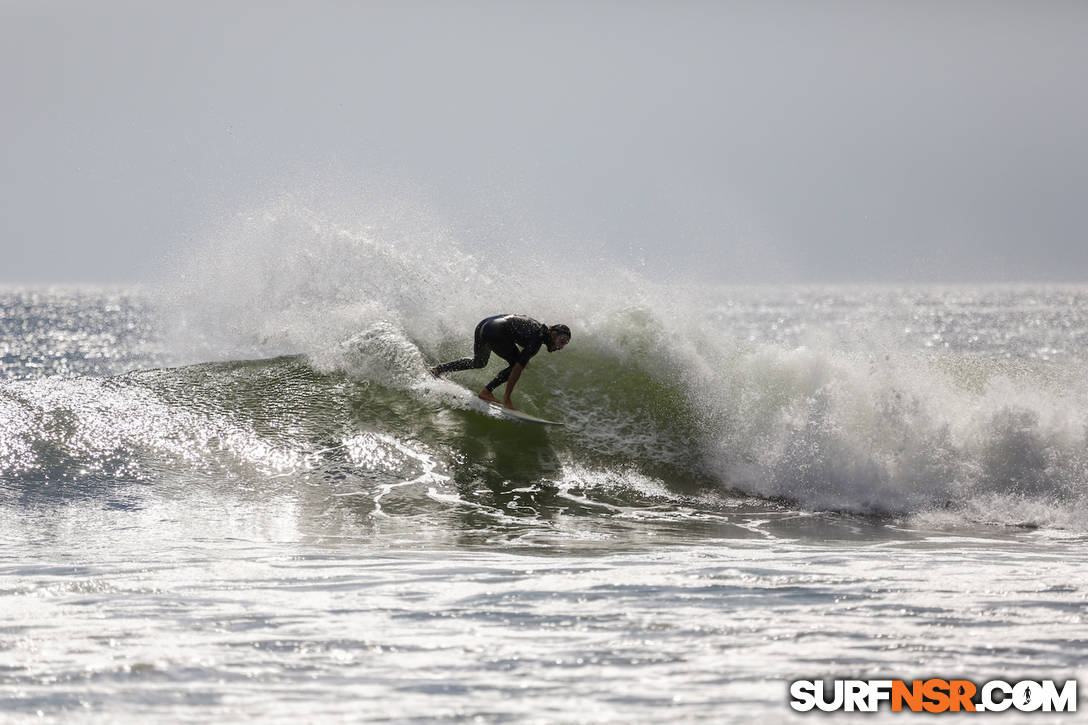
[{"left": 154, "top": 189, "right": 643, "bottom": 369}]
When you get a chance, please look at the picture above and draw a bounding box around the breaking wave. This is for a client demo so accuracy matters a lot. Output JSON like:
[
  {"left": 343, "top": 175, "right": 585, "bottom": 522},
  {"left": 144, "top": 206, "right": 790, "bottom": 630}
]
[{"left": 4, "top": 193, "right": 1087, "bottom": 531}]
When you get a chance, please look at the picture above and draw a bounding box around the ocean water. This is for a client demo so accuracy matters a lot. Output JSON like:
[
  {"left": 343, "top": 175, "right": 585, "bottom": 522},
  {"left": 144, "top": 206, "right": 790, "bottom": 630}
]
[{"left": 3, "top": 209, "right": 1088, "bottom": 721}]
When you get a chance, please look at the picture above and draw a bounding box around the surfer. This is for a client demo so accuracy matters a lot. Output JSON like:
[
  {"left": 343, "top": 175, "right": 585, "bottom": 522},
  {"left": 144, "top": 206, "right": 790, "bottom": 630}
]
[{"left": 430, "top": 314, "right": 571, "bottom": 409}]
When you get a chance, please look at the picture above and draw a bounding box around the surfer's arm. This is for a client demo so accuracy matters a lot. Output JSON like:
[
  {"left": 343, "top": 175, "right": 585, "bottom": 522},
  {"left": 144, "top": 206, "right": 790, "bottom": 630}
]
[{"left": 503, "top": 363, "right": 525, "bottom": 408}]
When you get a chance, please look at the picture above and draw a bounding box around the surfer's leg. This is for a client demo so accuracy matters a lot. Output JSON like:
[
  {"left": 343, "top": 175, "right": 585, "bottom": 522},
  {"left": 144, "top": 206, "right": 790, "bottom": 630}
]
[
  {"left": 483, "top": 346, "right": 520, "bottom": 391},
  {"left": 485, "top": 364, "right": 513, "bottom": 392},
  {"left": 433, "top": 354, "right": 484, "bottom": 375},
  {"left": 479, "top": 327, "right": 518, "bottom": 399},
  {"left": 433, "top": 320, "right": 492, "bottom": 375}
]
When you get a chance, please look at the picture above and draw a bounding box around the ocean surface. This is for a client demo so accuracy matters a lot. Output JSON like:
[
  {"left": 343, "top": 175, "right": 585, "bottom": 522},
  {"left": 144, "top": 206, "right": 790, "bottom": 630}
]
[{"left": 3, "top": 214, "right": 1088, "bottom": 722}]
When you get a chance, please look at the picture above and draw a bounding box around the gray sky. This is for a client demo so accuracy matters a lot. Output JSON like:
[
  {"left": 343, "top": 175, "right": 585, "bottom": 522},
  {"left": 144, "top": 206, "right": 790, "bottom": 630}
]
[{"left": 3, "top": 0, "right": 1087, "bottom": 283}]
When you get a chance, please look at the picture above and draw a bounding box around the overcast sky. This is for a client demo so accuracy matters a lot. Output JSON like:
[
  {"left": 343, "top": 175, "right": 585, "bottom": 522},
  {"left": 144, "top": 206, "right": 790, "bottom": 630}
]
[{"left": 3, "top": 0, "right": 1087, "bottom": 283}]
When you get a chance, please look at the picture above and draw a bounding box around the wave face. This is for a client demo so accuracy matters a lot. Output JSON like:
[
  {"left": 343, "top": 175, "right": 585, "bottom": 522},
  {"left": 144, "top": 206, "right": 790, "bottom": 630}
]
[{"left": 4, "top": 198, "right": 1088, "bottom": 530}]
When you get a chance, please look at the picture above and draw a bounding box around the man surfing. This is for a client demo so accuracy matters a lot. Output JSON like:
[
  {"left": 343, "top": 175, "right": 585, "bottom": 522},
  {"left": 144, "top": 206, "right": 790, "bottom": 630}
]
[{"left": 430, "top": 314, "right": 571, "bottom": 410}]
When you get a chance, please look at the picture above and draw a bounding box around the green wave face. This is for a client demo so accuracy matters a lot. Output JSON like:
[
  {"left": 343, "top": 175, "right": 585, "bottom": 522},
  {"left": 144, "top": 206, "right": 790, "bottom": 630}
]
[{"left": 0, "top": 347, "right": 722, "bottom": 540}]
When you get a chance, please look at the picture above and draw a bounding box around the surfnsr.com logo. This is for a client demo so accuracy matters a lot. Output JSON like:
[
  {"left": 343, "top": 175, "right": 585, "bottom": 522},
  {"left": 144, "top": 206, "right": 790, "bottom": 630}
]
[{"left": 789, "top": 679, "right": 1077, "bottom": 713}]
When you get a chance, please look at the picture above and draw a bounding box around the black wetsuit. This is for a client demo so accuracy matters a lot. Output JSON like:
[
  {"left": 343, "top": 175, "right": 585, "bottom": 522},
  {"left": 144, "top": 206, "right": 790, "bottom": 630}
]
[{"left": 434, "top": 314, "right": 549, "bottom": 391}]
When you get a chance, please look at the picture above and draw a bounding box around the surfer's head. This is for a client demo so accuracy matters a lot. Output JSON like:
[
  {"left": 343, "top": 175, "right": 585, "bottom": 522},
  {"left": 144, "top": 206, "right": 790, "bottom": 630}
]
[{"left": 546, "top": 324, "right": 571, "bottom": 352}]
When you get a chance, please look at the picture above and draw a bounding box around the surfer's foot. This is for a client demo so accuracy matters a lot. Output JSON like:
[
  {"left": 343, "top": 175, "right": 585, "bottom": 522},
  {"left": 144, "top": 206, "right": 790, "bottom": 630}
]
[
  {"left": 428, "top": 366, "right": 441, "bottom": 379},
  {"left": 478, "top": 390, "right": 500, "bottom": 405}
]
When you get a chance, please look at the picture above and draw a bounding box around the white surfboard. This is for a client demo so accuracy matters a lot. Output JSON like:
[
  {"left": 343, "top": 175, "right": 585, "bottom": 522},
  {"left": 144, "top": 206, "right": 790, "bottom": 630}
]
[
  {"left": 485, "top": 403, "right": 564, "bottom": 426},
  {"left": 463, "top": 396, "right": 563, "bottom": 425},
  {"left": 429, "top": 369, "right": 564, "bottom": 425}
]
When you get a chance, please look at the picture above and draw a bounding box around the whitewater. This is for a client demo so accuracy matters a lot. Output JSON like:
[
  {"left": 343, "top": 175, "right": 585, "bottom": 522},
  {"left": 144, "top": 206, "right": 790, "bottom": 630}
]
[{"left": 2, "top": 199, "right": 1087, "bottom": 722}]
